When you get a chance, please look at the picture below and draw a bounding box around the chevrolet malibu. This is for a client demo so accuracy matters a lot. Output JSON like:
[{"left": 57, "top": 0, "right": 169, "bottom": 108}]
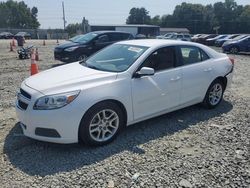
[{"left": 16, "top": 40, "right": 234, "bottom": 146}]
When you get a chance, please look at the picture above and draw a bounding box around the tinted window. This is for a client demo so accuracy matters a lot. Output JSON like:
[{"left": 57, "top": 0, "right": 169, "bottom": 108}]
[
  {"left": 109, "top": 33, "right": 122, "bottom": 42},
  {"left": 179, "top": 46, "right": 210, "bottom": 65},
  {"left": 97, "top": 35, "right": 109, "bottom": 43},
  {"left": 109, "top": 33, "right": 131, "bottom": 42},
  {"left": 180, "top": 46, "right": 202, "bottom": 65},
  {"left": 141, "top": 46, "right": 176, "bottom": 72}
]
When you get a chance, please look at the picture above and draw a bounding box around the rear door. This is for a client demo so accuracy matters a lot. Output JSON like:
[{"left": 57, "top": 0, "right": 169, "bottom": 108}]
[{"left": 177, "top": 45, "right": 213, "bottom": 105}]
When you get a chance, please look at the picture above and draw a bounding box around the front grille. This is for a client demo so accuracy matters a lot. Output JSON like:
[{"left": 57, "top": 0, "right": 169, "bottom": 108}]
[
  {"left": 18, "top": 100, "right": 28, "bottom": 110},
  {"left": 20, "top": 88, "right": 31, "bottom": 99}
]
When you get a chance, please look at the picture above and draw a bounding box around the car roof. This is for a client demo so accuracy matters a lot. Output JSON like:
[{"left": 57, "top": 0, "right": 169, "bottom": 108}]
[
  {"left": 91, "top": 30, "right": 132, "bottom": 35},
  {"left": 117, "top": 39, "right": 223, "bottom": 58},
  {"left": 117, "top": 39, "right": 198, "bottom": 48}
]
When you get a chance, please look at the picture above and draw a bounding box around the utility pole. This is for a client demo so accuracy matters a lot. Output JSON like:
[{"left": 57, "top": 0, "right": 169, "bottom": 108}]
[{"left": 62, "top": 1, "right": 66, "bottom": 30}]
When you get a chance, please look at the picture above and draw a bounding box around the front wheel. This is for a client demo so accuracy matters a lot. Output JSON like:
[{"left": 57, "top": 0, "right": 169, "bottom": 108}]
[
  {"left": 202, "top": 80, "right": 225, "bottom": 109},
  {"left": 79, "top": 101, "right": 125, "bottom": 146}
]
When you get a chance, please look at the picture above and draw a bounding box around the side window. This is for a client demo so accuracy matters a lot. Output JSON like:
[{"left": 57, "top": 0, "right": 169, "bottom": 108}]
[
  {"left": 180, "top": 46, "right": 202, "bottom": 65},
  {"left": 200, "top": 49, "right": 210, "bottom": 61},
  {"left": 109, "top": 33, "right": 121, "bottom": 42},
  {"left": 141, "top": 46, "right": 176, "bottom": 72},
  {"left": 120, "top": 33, "right": 132, "bottom": 40},
  {"left": 97, "top": 35, "right": 109, "bottom": 43},
  {"left": 177, "top": 35, "right": 183, "bottom": 39}
]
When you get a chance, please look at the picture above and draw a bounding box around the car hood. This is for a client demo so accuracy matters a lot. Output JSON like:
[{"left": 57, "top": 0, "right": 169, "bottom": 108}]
[
  {"left": 24, "top": 62, "right": 117, "bottom": 94},
  {"left": 55, "top": 42, "right": 80, "bottom": 49}
]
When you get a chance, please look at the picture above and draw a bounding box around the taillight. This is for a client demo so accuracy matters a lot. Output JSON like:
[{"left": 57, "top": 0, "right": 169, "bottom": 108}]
[{"left": 229, "top": 57, "right": 235, "bottom": 65}]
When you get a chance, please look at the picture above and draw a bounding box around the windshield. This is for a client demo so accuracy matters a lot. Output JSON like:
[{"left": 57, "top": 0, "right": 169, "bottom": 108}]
[
  {"left": 69, "top": 35, "right": 83, "bottom": 41},
  {"left": 232, "top": 35, "right": 247, "bottom": 41},
  {"left": 71, "top": 33, "right": 98, "bottom": 43},
  {"left": 82, "top": 44, "right": 148, "bottom": 72}
]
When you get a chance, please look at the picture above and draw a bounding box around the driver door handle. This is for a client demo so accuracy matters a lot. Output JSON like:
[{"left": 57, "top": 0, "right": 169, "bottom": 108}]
[
  {"left": 170, "top": 76, "right": 181, "bottom": 81},
  {"left": 204, "top": 68, "right": 212, "bottom": 72}
]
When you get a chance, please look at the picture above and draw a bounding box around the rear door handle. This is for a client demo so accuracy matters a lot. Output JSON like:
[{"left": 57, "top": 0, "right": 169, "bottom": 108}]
[
  {"left": 170, "top": 76, "right": 181, "bottom": 81},
  {"left": 204, "top": 68, "right": 212, "bottom": 72}
]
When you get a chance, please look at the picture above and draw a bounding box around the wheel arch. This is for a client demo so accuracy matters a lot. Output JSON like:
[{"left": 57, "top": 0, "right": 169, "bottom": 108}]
[
  {"left": 214, "top": 76, "right": 227, "bottom": 90},
  {"left": 77, "top": 99, "right": 128, "bottom": 142}
]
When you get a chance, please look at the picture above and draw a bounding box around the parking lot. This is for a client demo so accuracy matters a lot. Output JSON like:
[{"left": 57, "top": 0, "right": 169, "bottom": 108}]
[{"left": 0, "top": 40, "right": 249, "bottom": 187}]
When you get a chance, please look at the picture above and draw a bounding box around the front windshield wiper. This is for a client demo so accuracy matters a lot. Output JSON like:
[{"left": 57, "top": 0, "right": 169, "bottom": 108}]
[{"left": 80, "top": 61, "right": 100, "bottom": 71}]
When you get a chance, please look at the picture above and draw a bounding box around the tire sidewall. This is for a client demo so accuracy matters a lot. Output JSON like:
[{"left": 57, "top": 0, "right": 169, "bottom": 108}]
[
  {"left": 79, "top": 101, "right": 125, "bottom": 146},
  {"left": 203, "top": 80, "right": 225, "bottom": 109}
]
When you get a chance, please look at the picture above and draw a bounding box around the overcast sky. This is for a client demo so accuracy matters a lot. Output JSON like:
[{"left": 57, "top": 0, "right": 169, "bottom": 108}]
[{"left": 12, "top": 0, "right": 250, "bottom": 28}]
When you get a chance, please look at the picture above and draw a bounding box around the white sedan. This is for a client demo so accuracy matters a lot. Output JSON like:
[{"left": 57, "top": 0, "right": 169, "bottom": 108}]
[{"left": 16, "top": 39, "right": 234, "bottom": 145}]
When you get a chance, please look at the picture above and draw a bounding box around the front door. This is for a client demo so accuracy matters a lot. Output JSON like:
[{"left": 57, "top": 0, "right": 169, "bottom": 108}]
[{"left": 131, "top": 46, "right": 182, "bottom": 120}]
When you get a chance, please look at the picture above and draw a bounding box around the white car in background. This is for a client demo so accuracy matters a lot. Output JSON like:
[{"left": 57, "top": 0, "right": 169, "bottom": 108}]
[{"left": 16, "top": 39, "right": 234, "bottom": 146}]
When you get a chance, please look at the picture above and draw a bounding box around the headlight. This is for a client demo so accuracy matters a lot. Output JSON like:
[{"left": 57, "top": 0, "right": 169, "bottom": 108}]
[
  {"left": 64, "top": 46, "right": 78, "bottom": 52},
  {"left": 33, "top": 90, "right": 80, "bottom": 110}
]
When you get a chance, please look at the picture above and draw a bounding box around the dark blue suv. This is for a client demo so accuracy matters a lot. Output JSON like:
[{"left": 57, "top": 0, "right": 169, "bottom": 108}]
[
  {"left": 222, "top": 36, "right": 250, "bottom": 54},
  {"left": 54, "top": 31, "right": 134, "bottom": 63}
]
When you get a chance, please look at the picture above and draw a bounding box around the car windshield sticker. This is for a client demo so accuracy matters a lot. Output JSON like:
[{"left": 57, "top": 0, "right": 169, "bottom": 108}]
[{"left": 128, "top": 47, "right": 143, "bottom": 53}]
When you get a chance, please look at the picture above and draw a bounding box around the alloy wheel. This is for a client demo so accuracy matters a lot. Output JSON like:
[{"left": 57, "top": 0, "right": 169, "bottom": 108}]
[
  {"left": 209, "top": 83, "right": 223, "bottom": 106},
  {"left": 89, "top": 109, "right": 119, "bottom": 142}
]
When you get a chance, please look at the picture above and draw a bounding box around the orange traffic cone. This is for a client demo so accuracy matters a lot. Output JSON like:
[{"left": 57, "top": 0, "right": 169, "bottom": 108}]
[
  {"left": 43, "top": 40, "right": 46, "bottom": 46},
  {"left": 9, "top": 42, "right": 14, "bottom": 52},
  {"left": 30, "top": 50, "right": 39, "bottom": 75},
  {"left": 12, "top": 37, "right": 16, "bottom": 47},
  {"left": 35, "top": 48, "right": 39, "bottom": 61}
]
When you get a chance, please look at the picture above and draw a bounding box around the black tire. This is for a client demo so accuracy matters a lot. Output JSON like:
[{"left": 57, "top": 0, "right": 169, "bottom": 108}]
[
  {"left": 79, "top": 101, "right": 125, "bottom": 146},
  {"left": 229, "top": 46, "right": 239, "bottom": 54},
  {"left": 202, "top": 79, "right": 225, "bottom": 109}
]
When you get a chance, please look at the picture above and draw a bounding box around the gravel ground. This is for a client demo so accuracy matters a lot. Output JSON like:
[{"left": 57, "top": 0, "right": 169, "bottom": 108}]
[{"left": 0, "top": 40, "right": 249, "bottom": 188}]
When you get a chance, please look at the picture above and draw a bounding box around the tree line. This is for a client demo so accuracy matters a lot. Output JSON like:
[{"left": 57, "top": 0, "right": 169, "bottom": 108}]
[
  {"left": 0, "top": 0, "right": 39, "bottom": 29},
  {"left": 126, "top": 0, "right": 250, "bottom": 34}
]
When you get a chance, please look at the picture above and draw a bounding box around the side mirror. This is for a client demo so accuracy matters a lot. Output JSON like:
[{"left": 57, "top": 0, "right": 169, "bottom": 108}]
[{"left": 135, "top": 67, "right": 155, "bottom": 78}]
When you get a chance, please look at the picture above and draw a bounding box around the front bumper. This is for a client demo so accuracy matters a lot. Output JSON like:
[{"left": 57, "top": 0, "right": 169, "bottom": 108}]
[{"left": 15, "top": 84, "right": 84, "bottom": 144}]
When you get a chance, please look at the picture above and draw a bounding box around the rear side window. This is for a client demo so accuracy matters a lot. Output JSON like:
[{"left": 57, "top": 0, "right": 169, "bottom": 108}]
[
  {"left": 109, "top": 33, "right": 132, "bottom": 42},
  {"left": 179, "top": 46, "right": 209, "bottom": 65}
]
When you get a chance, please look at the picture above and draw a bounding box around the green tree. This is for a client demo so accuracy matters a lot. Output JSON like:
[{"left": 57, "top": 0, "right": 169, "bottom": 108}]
[
  {"left": 238, "top": 5, "right": 250, "bottom": 33},
  {"left": 0, "top": 0, "right": 40, "bottom": 29},
  {"left": 126, "top": 7, "right": 151, "bottom": 24},
  {"left": 66, "top": 17, "right": 90, "bottom": 37},
  {"left": 150, "top": 15, "right": 161, "bottom": 26}
]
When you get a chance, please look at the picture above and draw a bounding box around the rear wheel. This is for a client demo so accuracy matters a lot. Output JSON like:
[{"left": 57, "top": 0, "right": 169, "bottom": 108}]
[
  {"left": 229, "top": 46, "right": 239, "bottom": 54},
  {"left": 202, "top": 80, "right": 225, "bottom": 109},
  {"left": 79, "top": 101, "right": 125, "bottom": 146}
]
